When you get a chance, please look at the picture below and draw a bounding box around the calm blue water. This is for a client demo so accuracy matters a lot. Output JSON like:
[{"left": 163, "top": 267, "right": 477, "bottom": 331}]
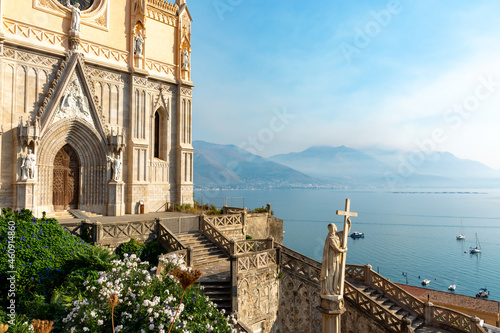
[{"left": 195, "top": 188, "right": 500, "bottom": 301}]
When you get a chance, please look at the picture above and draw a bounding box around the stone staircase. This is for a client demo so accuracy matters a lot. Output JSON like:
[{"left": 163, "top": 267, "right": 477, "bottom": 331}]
[
  {"left": 175, "top": 232, "right": 229, "bottom": 268},
  {"left": 350, "top": 281, "right": 451, "bottom": 333},
  {"left": 199, "top": 280, "right": 232, "bottom": 313},
  {"left": 47, "top": 209, "right": 103, "bottom": 220},
  {"left": 175, "top": 232, "right": 232, "bottom": 312}
]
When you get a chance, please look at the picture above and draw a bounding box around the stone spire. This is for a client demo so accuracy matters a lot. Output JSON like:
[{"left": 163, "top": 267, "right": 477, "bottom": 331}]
[{"left": 176, "top": 0, "right": 186, "bottom": 5}]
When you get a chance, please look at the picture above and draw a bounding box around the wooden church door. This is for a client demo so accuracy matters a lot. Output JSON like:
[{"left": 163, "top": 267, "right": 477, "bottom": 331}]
[{"left": 53, "top": 144, "right": 80, "bottom": 210}]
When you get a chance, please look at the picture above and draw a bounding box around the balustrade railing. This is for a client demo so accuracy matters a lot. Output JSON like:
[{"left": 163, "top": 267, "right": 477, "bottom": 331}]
[
  {"left": 234, "top": 239, "right": 273, "bottom": 255},
  {"left": 204, "top": 214, "right": 243, "bottom": 228},
  {"left": 430, "top": 305, "right": 485, "bottom": 333},
  {"left": 279, "top": 245, "right": 321, "bottom": 284},
  {"left": 236, "top": 248, "right": 277, "bottom": 273},
  {"left": 346, "top": 264, "right": 425, "bottom": 316},
  {"left": 344, "top": 283, "right": 410, "bottom": 332},
  {"left": 200, "top": 216, "right": 232, "bottom": 255}
]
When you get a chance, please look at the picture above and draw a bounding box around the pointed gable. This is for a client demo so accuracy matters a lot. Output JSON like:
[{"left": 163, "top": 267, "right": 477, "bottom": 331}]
[{"left": 36, "top": 53, "right": 108, "bottom": 143}]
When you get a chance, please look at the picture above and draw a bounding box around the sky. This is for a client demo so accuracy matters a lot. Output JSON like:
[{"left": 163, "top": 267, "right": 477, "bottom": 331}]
[{"left": 188, "top": 1, "right": 500, "bottom": 169}]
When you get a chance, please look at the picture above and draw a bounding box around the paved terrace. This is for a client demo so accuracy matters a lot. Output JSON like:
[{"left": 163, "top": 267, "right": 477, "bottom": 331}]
[
  {"left": 397, "top": 283, "right": 500, "bottom": 327},
  {"left": 55, "top": 211, "right": 199, "bottom": 224}
]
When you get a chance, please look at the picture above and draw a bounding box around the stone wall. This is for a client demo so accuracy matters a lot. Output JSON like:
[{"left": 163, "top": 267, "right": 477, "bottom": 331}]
[
  {"left": 245, "top": 213, "right": 283, "bottom": 244},
  {"left": 235, "top": 247, "right": 280, "bottom": 332}
]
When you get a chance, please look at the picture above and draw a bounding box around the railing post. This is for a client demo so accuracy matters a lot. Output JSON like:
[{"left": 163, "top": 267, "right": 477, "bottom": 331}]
[
  {"left": 155, "top": 218, "right": 160, "bottom": 238},
  {"left": 230, "top": 247, "right": 238, "bottom": 314},
  {"left": 241, "top": 211, "right": 246, "bottom": 235},
  {"left": 401, "top": 318, "right": 415, "bottom": 333},
  {"left": 199, "top": 214, "right": 205, "bottom": 233},
  {"left": 424, "top": 301, "right": 434, "bottom": 326},
  {"left": 365, "top": 264, "right": 372, "bottom": 286},
  {"left": 471, "top": 316, "right": 481, "bottom": 333},
  {"left": 186, "top": 247, "right": 192, "bottom": 267},
  {"left": 230, "top": 239, "right": 236, "bottom": 256},
  {"left": 267, "top": 237, "right": 274, "bottom": 250},
  {"left": 93, "top": 221, "right": 103, "bottom": 245}
]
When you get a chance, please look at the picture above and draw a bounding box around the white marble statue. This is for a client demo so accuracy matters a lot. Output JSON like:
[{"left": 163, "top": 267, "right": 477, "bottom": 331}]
[
  {"left": 320, "top": 219, "right": 351, "bottom": 296},
  {"left": 66, "top": 0, "right": 81, "bottom": 32},
  {"left": 107, "top": 155, "right": 122, "bottom": 181},
  {"left": 21, "top": 149, "right": 36, "bottom": 180},
  {"left": 182, "top": 48, "right": 190, "bottom": 70},
  {"left": 135, "top": 30, "right": 144, "bottom": 58}
]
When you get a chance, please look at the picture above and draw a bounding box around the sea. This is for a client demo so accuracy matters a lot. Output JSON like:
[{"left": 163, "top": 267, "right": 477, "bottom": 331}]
[{"left": 194, "top": 188, "right": 500, "bottom": 302}]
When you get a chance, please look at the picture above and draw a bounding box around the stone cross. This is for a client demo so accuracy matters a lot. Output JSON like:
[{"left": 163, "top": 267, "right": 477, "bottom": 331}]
[{"left": 336, "top": 198, "right": 357, "bottom": 297}]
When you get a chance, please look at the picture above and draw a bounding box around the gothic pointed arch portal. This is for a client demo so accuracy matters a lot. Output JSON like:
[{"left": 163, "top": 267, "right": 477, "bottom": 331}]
[
  {"left": 37, "top": 118, "right": 108, "bottom": 214},
  {"left": 53, "top": 144, "right": 80, "bottom": 210}
]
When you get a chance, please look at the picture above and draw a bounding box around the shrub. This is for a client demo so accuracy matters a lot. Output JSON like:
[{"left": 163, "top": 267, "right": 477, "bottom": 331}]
[
  {"left": 0, "top": 208, "right": 92, "bottom": 309},
  {"left": 115, "top": 238, "right": 165, "bottom": 267},
  {"left": 61, "top": 254, "right": 237, "bottom": 332},
  {"left": 248, "top": 206, "right": 272, "bottom": 214}
]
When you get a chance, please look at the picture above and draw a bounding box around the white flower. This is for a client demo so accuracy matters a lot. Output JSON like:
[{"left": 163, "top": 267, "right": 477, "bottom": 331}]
[{"left": 97, "top": 320, "right": 103, "bottom": 325}]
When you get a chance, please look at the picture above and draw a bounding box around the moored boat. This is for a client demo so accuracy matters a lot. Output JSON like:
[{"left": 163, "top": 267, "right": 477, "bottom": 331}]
[
  {"left": 350, "top": 232, "right": 364, "bottom": 238},
  {"left": 456, "top": 219, "right": 465, "bottom": 240},
  {"left": 421, "top": 279, "right": 431, "bottom": 286},
  {"left": 448, "top": 284, "right": 456, "bottom": 291},
  {"left": 470, "top": 233, "right": 482, "bottom": 254},
  {"left": 476, "top": 288, "right": 489, "bottom": 298}
]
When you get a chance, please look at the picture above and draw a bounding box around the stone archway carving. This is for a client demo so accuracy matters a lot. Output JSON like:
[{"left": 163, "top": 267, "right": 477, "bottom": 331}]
[{"left": 37, "top": 118, "right": 107, "bottom": 214}]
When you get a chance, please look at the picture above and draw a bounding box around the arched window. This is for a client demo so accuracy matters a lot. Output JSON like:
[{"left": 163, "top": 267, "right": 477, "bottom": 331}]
[{"left": 154, "top": 111, "right": 160, "bottom": 158}]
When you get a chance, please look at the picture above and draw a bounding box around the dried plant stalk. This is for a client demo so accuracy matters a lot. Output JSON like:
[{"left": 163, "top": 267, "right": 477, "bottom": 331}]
[
  {"left": 168, "top": 269, "right": 202, "bottom": 333},
  {"left": 32, "top": 319, "right": 54, "bottom": 333}
]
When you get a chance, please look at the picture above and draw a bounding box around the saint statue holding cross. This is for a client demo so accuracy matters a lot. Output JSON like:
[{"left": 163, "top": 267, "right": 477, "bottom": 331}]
[{"left": 320, "top": 199, "right": 357, "bottom": 297}]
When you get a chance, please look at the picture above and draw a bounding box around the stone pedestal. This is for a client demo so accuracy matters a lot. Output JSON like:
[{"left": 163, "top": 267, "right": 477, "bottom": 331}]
[
  {"left": 69, "top": 31, "right": 80, "bottom": 51},
  {"left": 318, "top": 295, "right": 345, "bottom": 333},
  {"left": 15, "top": 181, "right": 37, "bottom": 214},
  {"left": 107, "top": 181, "right": 124, "bottom": 216}
]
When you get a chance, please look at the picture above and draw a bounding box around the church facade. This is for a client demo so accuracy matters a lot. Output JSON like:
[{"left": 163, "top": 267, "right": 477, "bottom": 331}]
[{"left": 0, "top": 0, "right": 194, "bottom": 216}]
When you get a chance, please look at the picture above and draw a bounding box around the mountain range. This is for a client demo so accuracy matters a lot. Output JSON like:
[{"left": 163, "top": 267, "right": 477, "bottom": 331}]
[{"left": 193, "top": 140, "right": 500, "bottom": 189}]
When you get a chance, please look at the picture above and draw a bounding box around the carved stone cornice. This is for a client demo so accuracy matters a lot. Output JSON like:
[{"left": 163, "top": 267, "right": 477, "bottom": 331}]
[{"left": 146, "top": 0, "right": 178, "bottom": 15}]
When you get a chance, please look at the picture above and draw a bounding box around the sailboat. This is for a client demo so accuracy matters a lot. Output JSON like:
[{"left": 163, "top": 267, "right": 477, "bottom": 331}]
[
  {"left": 469, "top": 233, "right": 482, "bottom": 254},
  {"left": 456, "top": 219, "right": 465, "bottom": 240}
]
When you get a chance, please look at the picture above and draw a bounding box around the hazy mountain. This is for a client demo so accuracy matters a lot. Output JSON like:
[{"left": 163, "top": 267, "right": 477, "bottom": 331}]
[
  {"left": 270, "top": 145, "right": 500, "bottom": 188},
  {"left": 194, "top": 141, "right": 500, "bottom": 189},
  {"left": 270, "top": 145, "right": 390, "bottom": 183},
  {"left": 193, "top": 141, "right": 328, "bottom": 189}
]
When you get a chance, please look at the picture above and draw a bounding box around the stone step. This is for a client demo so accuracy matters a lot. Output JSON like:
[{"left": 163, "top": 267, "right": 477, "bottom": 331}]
[
  {"left": 348, "top": 282, "right": 450, "bottom": 333},
  {"left": 199, "top": 281, "right": 232, "bottom": 312},
  {"left": 195, "top": 256, "right": 230, "bottom": 268}
]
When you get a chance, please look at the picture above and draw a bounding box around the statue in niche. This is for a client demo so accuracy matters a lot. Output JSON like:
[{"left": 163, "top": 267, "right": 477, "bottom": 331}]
[
  {"left": 320, "top": 220, "right": 351, "bottom": 296},
  {"left": 66, "top": 0, "right": 81, "bottom": 32},
  {"left": 182, "top": 48, "right": 190, "bottom": 70},
  {"left": 21, "top": 149, "right": 36, "bottom": 180},
  {"left": 135, "top": 30, "right": 144, "bottom": 58},
  {"left": 107, "top": 155, "right": 122, "bottom": 181}
]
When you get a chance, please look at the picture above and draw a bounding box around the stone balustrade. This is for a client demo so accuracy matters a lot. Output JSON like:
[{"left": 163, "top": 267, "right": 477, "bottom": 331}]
[
  {"left": 199, "top": 215, "right": 232, "bottom": 255},
  {"left": 345, "top": 264, "right": 486, "bottom": 333}
]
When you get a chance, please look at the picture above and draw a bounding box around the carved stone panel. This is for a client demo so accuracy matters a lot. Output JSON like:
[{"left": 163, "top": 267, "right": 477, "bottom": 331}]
[{"left": 52, "top": 73, "right": 95, "bottom": 128}]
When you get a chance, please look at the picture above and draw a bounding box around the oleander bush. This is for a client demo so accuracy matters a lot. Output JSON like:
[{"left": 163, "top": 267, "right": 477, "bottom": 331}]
[{"left": 61, "top": 254, "right": 237, "bottom": 332}]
